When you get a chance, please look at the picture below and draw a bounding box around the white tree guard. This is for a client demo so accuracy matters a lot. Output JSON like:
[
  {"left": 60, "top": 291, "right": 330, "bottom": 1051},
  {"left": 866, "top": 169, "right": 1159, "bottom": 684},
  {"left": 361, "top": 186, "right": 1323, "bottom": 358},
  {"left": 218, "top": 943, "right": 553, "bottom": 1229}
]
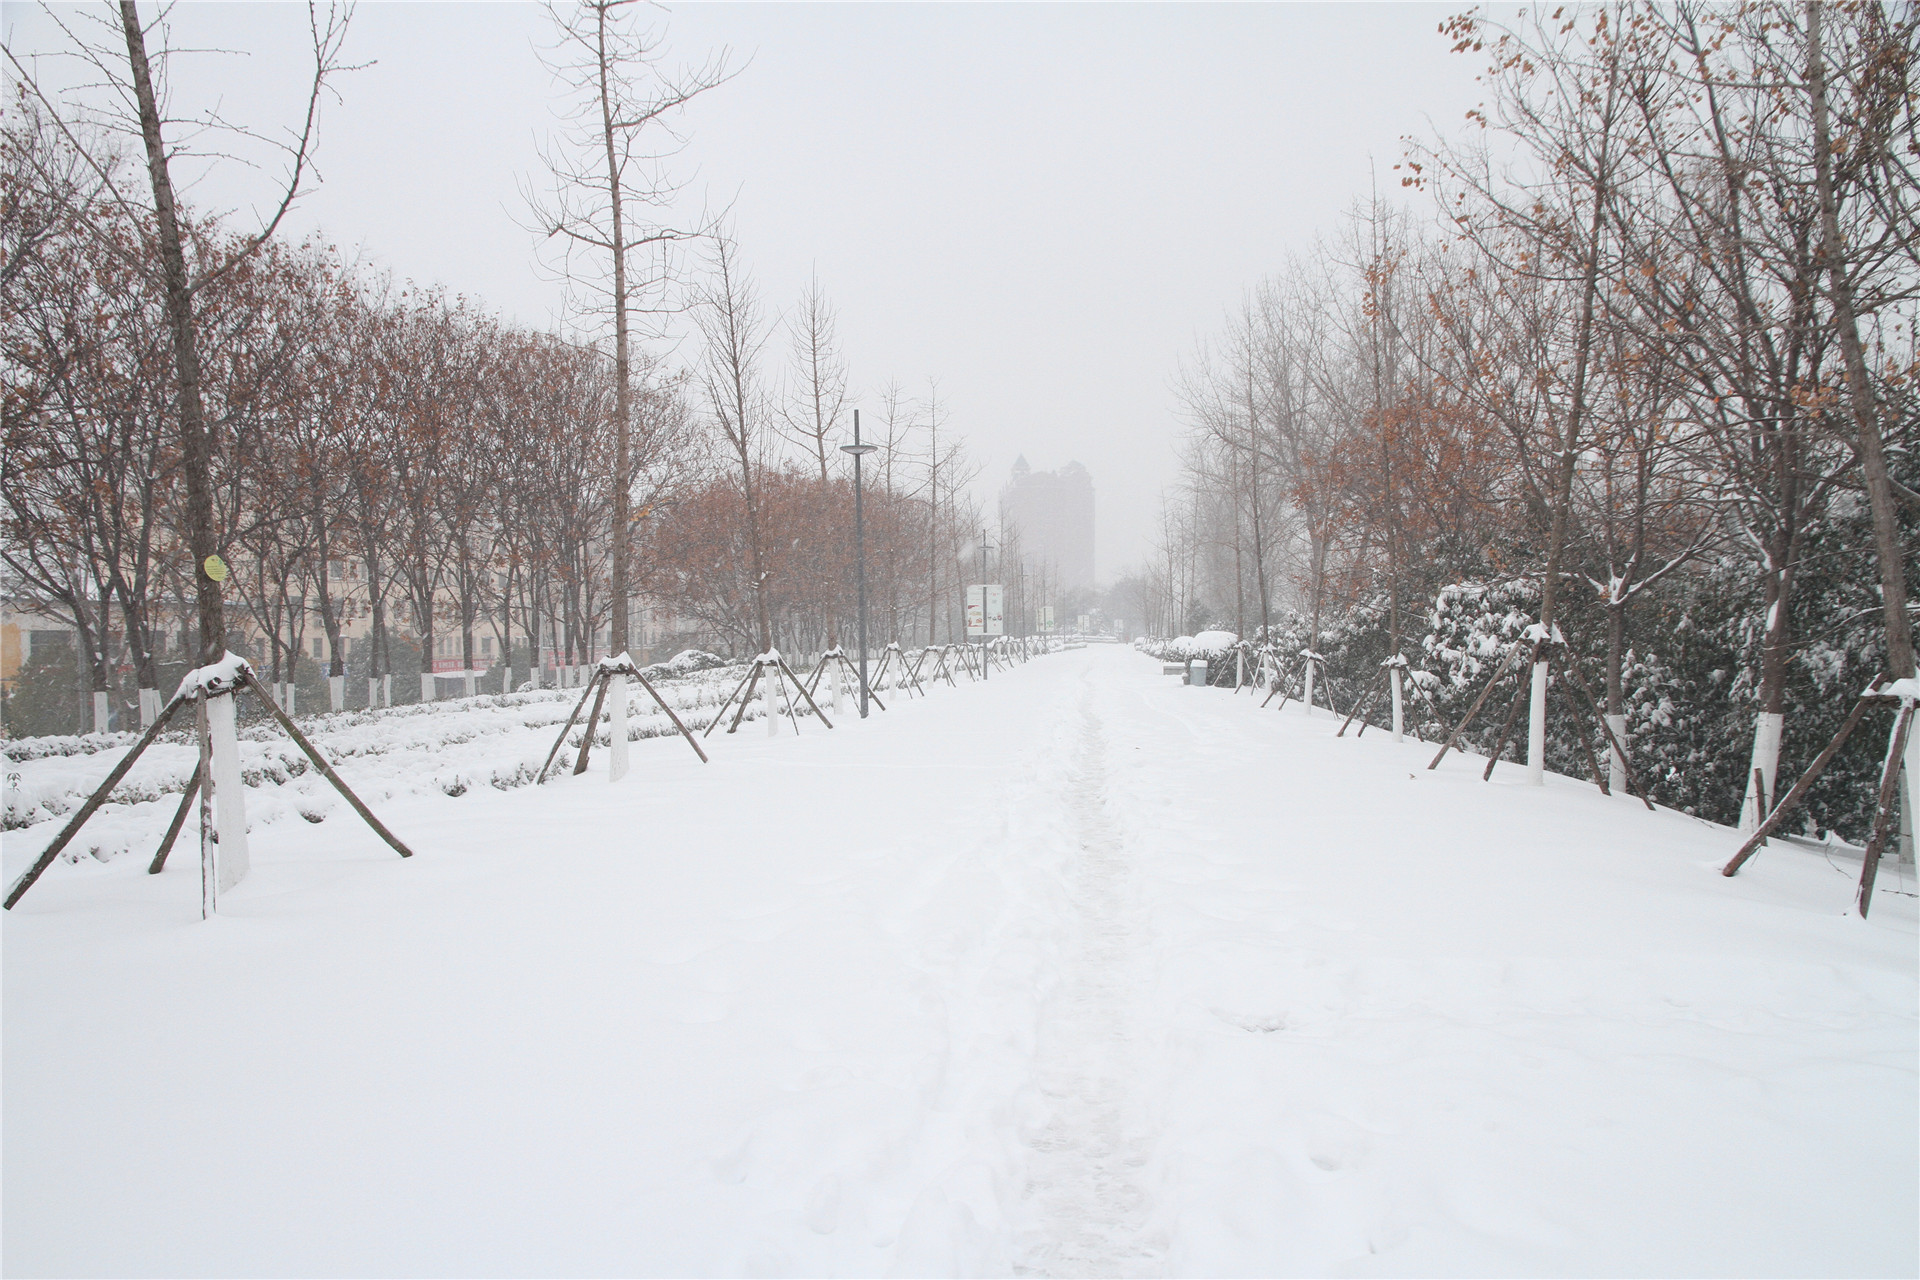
[
  {"left": 1740, "top": 711, "right": 1785, "bottom": 831},
  {"left": 1607, "top": 713, "right": 1628, "bottom": 797},
  {"left": 92, "top": 691, "right": 110, "bottom": 733},
  {"left": 1899, "top": 765, "right": 1915, "bottom": 864},
  {"left": 205, "top": 690, "right": 250, "bottom": 896},
  {"left": 419, "top": 672, "right": 435, "bottom": 703},
  {"left": 329, "top": 674, "right": 346, "bottom": 712},
  {"left": 284, "top": 682, "right": 296, "bottom": 716},
  {"left": 1901, "top": 715, "right": 1918, "bottom": 862},
  {"left": 139, "top": 687, "right": 162, "bottom": 727},
  {"left": 608, "top": 674, "right": 630, "bottom": 782},
  {"left": 1527, "top": 659, "right": 1549, "bottom": 786}
]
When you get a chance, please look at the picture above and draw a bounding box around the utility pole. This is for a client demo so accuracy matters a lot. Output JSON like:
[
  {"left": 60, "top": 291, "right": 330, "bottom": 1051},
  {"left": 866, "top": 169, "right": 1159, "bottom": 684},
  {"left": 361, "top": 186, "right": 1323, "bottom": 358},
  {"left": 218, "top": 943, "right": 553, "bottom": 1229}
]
[{"left": 840, "top": 410, "right": 877, "bottom": 717}]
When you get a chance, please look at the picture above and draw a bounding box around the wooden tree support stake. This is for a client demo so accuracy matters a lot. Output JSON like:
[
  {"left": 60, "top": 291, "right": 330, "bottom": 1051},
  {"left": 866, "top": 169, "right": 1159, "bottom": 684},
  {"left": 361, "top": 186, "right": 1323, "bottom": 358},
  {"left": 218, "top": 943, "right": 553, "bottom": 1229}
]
[
  {"left": 1338, "top": 672, "right": 1387, "bottom": 738},
  {"left": 1481, "top": 664, "right": 1536, "bottom": 781},
  {"left": 1560, "top": 680, "right": 1610, "bottom": 794},
  {"left": 1261, "top": 664, "right": 1289, "bottom": 709},
  {"left": 1722, "top": 686, "right": 1883, "bottom": 876},
  {"left": 244, "top": 673, "right": 415, "bottom": 859},
  {"left": 1553, "top": 651, "right": 1655, "bottom": 810},
  {"left": 871, "top": 644, "right": 924, "bottom": 699},
  {"left": 1429, "top": 648, "right": 1523, "bottom": 771},
  {"left": 9, "top": 666, "right": 416, "bottom": 911},
  {"left": 148, "top": 769, "right": 202, "bottom": 874},
  {"left": 539, "top": 675, "right": 605, "bottom": 778},
  {"left": 726, "top": 664, "right": 765, "bottom": 734},
  {"left": 5, "top": 692, "right": 185, "bottom": 909},
  {"left": 777, "top": 656, "right": 834, "bottom": 729},
  {"left": 571, "top": 673, "right": 613, "bottom": 774},
  {"left": 806, "top": 651, "right": 887, "bottom": 713},
  {"left": 703, "top": 664, "right": 760, "bottom": 739},
  {"left": 629, "top": 668, "right": 710, "bottom": 763},
  {"left": 1855, "top": 699, "right": 1915, "bottom": 918}
]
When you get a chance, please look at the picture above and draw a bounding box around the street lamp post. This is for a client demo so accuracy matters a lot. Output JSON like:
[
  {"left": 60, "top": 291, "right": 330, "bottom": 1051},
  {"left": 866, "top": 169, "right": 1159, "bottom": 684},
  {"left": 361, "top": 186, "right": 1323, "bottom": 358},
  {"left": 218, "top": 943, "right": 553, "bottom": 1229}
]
[
  {"left": 978, "top": 534, "right": 994, "bottom": 680},
  {"left": 839, "top": 410, "right": 878, "bottom": 718}
]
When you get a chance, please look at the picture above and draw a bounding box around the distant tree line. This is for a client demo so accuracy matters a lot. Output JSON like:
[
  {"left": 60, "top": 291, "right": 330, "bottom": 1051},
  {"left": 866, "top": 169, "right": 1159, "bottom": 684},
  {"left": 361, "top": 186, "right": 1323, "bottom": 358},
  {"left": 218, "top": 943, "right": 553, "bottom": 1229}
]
[
  {"left": 1114, "top": 2, "right": 1917, "bottom": 840},
  {"left": 2, "top": 84, "right": 1031, "bottom": 735}
]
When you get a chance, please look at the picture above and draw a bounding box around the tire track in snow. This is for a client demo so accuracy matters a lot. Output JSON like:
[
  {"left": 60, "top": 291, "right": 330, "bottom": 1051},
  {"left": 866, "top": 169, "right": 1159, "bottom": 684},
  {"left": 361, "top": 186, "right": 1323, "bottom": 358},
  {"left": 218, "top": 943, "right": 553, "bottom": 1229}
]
[{"left": 1016, "top": 673, "right": 1162, "bottom": 1277}]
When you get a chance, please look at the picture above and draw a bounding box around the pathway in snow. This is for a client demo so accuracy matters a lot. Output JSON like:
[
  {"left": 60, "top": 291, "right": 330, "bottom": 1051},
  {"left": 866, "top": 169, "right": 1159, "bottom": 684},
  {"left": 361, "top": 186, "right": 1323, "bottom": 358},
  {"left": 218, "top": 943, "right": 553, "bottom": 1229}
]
[{"left": 1016, "top": 674, "right": 1163, "bottom": 1277}]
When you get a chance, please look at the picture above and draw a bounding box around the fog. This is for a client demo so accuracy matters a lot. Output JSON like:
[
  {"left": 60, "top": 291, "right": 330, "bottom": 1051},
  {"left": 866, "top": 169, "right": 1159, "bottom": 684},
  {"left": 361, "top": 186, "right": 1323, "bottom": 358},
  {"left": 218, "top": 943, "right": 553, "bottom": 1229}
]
[{"left": 6, "top": 2, "right": 1485, "bottom": 578}]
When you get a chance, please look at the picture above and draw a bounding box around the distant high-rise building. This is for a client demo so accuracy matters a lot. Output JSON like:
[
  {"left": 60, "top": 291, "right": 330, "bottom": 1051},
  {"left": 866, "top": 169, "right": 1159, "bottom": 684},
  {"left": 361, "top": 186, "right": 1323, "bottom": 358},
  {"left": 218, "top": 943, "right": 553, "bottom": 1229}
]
[{"left": 999, "top": 457, "right": 1095, "bottom": 590}]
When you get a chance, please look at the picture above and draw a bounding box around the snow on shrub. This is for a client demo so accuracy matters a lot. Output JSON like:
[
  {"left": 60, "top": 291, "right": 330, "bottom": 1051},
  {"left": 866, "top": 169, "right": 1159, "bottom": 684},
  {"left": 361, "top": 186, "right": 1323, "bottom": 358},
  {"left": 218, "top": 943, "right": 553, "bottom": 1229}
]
[{"left": 0, "top": 658, "right": 750, "bottom": 860}]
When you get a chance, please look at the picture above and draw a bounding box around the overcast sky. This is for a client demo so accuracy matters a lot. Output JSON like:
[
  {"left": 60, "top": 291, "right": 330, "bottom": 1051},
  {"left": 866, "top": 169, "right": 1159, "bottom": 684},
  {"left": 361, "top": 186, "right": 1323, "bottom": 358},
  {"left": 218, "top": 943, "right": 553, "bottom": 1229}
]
[{"left": 6, "top": 1, "right": 1487, "bottom": 580}]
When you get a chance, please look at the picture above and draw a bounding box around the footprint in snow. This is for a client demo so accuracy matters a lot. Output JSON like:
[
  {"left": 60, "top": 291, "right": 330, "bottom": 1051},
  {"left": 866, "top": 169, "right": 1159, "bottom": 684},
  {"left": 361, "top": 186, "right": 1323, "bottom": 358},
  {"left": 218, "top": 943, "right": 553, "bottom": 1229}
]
[{"left": 1211, "top": 1007, "right": 1289, "bottom": 1034}]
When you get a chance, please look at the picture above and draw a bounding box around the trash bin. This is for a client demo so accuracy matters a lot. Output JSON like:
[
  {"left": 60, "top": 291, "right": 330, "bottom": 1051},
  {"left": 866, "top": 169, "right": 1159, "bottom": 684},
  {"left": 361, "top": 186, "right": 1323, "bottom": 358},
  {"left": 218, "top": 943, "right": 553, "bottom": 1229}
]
[{"left": 1188, "top": 659, "right": 1208, "bottom": 687}]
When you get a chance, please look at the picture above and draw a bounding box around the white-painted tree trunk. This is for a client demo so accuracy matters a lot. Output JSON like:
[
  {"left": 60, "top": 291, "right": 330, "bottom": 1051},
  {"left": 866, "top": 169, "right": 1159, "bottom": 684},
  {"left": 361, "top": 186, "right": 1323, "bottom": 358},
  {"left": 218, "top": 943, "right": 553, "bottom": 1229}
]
[
  {"left": 1236, "top": 649, "right": 1245, "bottom": 690},
  {"left": 1527, "top": 659, "right": 1549, "bottom": 786},
  {"left": 1900, "top": 725, "right": 1918, "bottom": 863},
  {"left": 92, "top": 691, "right": 110, "bottom": 733},
  {"left": 825, "top": 666, "right": 840, "bottom": 713},
  {"left": 329, "top": 674, "right": 345, "bottom": 713},
  {"left": 1391, "top": 667, "right": 1405, "bottom": 743},
  {"left": 369, "top": 676, "right": 381, "bottom": 709},
  {"left": 1739, "top": 711, "right": 1785, "bottom": 831},
  {"left": 139, "top": 686, "right": 161, "bottom": 727},
  {"left": 1607, "top": 713, "right": 1628, "bottom": 797},
  {"left": 462, "top": 668, "right": 475, "bottom": 698},
  {"left": 608, "top": 673, "right": 629, "bottom": 782},
  {"left": 205, "top": 691, "right": 249, "bottom": 897},
  {"left": 381, "top": 674, "right": 392, "bottom": 708},
  {"left": 763, "top": 666, "right": 780, "bottom": 736},
  {"left": 1302, "top": 662, "right": 1315, "bottom": 718},
  {"left": 1898, "top": 764, "right": 1913, "bottom": 864}
]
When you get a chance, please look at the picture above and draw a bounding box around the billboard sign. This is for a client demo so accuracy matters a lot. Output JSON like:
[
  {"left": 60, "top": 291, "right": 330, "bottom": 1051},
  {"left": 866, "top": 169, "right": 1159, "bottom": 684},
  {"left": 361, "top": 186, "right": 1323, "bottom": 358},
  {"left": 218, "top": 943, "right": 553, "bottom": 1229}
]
[{"left": 966, "top": 585, "right": 1005, "bottom": 636}]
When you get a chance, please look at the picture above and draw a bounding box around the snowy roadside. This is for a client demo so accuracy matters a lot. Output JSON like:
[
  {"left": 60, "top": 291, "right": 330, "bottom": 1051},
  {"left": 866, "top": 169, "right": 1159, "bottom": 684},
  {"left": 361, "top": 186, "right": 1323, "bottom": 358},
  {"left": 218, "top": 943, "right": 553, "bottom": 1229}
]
[
  {"left": 1095, "top": 660, "right": 1918, "bottom": 1276},
  {"left": 0, "top": 651, "right": 936, "bottom": 875},
  {"left": 3, "top": 646, "right": 1914, "bottom": 1277}
]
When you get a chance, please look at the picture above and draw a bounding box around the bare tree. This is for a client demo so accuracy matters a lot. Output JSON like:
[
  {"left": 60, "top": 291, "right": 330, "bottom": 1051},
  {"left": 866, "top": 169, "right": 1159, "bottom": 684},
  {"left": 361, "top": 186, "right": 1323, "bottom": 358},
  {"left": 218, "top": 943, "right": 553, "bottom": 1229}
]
[
  {"left": 780, "top": 272, "right": 850, "bottom": 646},
  {"left": 526, "top": 0, "right": 731, "bottom": 664},
  {"left": 696, "top": 227, "right": 775, "bottom": 653},
  {"left": 5, "top": 1, "right": 352, "bottom": 667},
  {"left": 1806, "top": 0, "right": 1916, "bottom": 683}
]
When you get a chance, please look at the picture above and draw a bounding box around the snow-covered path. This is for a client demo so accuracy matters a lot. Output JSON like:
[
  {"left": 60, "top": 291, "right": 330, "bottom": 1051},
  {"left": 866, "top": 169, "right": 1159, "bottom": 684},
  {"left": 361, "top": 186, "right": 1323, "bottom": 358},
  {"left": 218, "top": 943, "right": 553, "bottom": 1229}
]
[
  {"left": 1016, "top": 674, "right": 1157, "bottom": 1277},
  {"left": 5, "top": 646, "right": 1916, "bottom": 1276}
]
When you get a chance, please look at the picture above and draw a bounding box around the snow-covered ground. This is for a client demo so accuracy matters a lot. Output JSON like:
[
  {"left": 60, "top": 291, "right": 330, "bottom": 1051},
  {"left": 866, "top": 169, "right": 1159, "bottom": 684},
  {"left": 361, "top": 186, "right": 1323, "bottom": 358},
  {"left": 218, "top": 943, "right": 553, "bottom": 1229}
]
[{"left": 4, "top": 645, "right": 1915, "bottom": 1276}]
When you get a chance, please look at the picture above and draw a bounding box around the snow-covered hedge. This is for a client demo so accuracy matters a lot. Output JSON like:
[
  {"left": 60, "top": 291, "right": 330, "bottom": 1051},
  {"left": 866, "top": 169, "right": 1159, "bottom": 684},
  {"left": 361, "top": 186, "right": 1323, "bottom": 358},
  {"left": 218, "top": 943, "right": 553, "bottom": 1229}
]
[{"left": 0, "top": 643, "right": 1060, "bottom": 867}]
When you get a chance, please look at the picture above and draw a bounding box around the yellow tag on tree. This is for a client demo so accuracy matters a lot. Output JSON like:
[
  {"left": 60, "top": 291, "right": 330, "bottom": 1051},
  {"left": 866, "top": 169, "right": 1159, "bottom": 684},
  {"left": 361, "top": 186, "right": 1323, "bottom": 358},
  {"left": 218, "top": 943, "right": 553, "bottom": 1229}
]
[{"left": 203, "top": 554, "right": 229, "bottom": 583}]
